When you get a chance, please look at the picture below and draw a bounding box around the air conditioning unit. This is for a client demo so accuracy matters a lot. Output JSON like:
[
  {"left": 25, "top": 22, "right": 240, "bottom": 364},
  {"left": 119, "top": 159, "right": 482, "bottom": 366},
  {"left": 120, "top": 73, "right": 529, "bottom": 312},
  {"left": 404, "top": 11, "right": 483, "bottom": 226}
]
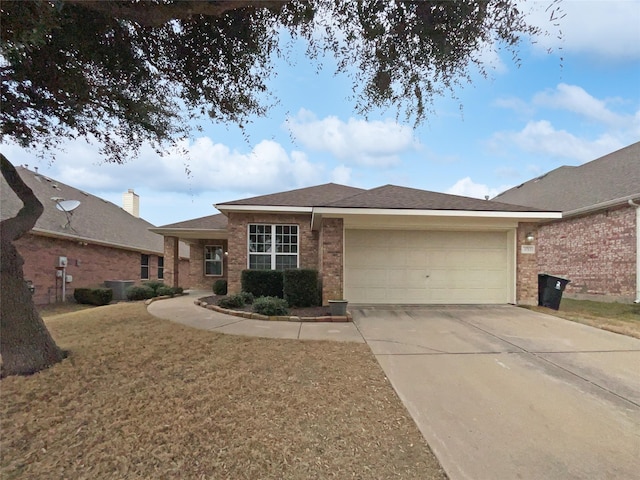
[{"left": 58, "top": 256, "right": 68, "bottom": 268}]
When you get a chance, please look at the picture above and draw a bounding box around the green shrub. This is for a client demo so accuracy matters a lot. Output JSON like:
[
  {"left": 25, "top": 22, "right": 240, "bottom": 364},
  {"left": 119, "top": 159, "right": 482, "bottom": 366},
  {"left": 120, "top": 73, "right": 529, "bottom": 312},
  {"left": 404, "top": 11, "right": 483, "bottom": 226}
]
[
  {"left": 238, "top": 291, "right": 254, "bottom": 304},
  {"left": 252, "top": 296, "right": 289, "bottom": 316},
  {"left": 241, "top": 270, "right": 284, "bottom": 298},
  {"left": 143, "top": 280, "right": 165, "bottom": 296},
  {"left": 283, "top": 269, "right": 320, "bottom": 307},
  {"left": 126, "top": 285, "right": 155, "bottom": 301},
  {"left": 218, "top": 294, "right": 245, "bottom": 309},
  {"left": 213, "top": 279, "right": 228, "bottom": 295},
  {"left": 156, "top": 286, "right": 176, "bottom": 297},
  {"left": 174, "top": 286, "right": 184, "bottom": 295},
  {"left": 73, "top": 287, "right": 113, "bottom": 306}
]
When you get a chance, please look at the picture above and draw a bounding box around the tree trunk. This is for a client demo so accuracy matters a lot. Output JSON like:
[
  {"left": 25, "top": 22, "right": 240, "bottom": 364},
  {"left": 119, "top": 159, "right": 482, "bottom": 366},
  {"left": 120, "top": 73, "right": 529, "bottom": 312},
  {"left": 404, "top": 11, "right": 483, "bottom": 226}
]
[{"left": 0, "top": 154, "right": 66, "bottom": 376}]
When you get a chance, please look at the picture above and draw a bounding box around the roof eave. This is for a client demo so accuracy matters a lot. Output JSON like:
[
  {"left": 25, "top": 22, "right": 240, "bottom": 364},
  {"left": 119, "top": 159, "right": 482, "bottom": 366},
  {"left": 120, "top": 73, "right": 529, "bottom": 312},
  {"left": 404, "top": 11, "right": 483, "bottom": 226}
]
[
  {"left": 215, "top": 204, "right": 313, "bottom": 214},
  {"left": 562, "top": 193, "right": 640, "bottom": 218},
  {"left": 313, "top": 207, "right": 561, "bottom": 219},
  {"left": 31, "top": 228, "right": 163, "bottom": 254},
  {"left": 149, "top": 227, "right": 229, "bottom": 240}
]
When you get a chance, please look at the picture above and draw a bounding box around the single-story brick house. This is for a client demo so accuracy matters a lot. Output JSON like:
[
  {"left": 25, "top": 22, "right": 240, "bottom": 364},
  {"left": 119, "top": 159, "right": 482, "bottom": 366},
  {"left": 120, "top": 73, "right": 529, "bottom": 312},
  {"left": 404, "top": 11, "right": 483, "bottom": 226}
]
[
  {"left": 1, "top": 166, "right": 189, "bottom": 304},
  {"left": 495, "top": 142, "right": 640, "bottom": 303},
  {"left": 152, "top": 184, "right": 560, "bottom": 305}
]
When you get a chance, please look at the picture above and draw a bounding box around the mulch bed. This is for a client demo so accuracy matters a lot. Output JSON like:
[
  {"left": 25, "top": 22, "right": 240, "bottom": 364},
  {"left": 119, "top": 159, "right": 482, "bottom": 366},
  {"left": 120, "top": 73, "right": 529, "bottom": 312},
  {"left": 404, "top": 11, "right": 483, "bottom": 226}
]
[{"left": 200, "top": 295, "right": 332, "bottom": 317}]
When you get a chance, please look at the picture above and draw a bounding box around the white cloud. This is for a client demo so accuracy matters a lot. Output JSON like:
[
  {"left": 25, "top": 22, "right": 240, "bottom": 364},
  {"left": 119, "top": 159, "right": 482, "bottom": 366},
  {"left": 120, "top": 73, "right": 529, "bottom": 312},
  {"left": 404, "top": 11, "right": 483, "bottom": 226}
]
[
  {"left": 3, "top": 136, "right": 325, "bottom": 196},
  {"left": 447, "top": 177, "right": 513, "bottom": 199},
  {"left": 488, "top": 120, "right": 626, "bottom": 162},
  {"left": 533, "top": 83, "right": 628, "bottom": 126},
  {"left": 524, "top": 0, "right": 640, "bottom": 61},
  {"left": 330, "top": 165, "right": 352, "bottom": 184},
  {"left": 285, "top": 109, "right": 418, "bottom": 167}
]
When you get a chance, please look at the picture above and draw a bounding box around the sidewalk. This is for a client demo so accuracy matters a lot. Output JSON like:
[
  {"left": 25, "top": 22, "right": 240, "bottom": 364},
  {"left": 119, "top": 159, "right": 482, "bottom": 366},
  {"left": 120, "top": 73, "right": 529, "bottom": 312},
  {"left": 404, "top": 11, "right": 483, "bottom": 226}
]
[{"left": 146, "top": 291, "right": 365, "bottom": 343}]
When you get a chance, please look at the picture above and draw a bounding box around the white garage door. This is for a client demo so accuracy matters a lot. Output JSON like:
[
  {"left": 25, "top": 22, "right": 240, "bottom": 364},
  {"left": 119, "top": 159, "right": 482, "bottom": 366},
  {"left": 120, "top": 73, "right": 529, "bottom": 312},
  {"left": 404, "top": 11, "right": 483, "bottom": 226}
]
[{"left": 345, "top": 229, "right": 510, "bottom": 304}]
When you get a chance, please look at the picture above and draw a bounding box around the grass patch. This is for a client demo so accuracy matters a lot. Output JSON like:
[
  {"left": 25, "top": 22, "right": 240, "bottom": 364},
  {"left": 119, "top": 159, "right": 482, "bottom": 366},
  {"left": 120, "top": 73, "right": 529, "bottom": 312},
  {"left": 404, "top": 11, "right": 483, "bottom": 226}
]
[
  {"left": 524, "top": 298, "right": 640, "bottom": 339},
  {"left": 1, "top": 303, "right": 446, "bottom": 480}
]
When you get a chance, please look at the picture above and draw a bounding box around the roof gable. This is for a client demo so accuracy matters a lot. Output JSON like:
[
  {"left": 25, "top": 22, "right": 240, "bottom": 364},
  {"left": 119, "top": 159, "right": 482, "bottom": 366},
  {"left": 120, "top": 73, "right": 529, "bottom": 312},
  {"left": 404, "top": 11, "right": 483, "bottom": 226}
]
[
  {"left": 1, "top": 167, "right": 164, "bottom": 253},
  {"left": 494, "top": 142, "right": 640, "bottom": 212},
  {"left": 323, "top": 184, "right": 548, "bottom": 212}
]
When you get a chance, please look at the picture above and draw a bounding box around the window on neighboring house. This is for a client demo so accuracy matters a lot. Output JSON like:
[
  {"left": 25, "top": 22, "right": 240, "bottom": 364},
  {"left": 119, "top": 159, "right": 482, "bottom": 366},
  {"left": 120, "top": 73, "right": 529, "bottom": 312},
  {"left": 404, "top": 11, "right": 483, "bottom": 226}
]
[
  {"left": 204, "top": 245, "right": 223, "bottom": 276},
  {"left": 141, "top": 254, "right": 149, "bottom": 280},
  {"left": 158, "top": 256, "right": 164, "bottom": 280},
  {"left": 248, "top": 224, "right": 298, "bottom": 270}
]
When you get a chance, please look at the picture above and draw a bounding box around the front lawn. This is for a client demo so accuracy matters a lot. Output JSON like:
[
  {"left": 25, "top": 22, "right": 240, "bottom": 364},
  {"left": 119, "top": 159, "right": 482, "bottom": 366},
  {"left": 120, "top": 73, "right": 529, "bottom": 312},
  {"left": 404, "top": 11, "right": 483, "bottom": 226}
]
[
  {"left": 1, "top": 303, "right": 446, "bottom": 480},
  {"left": 525, "top": 298, "right": 640, "bottom": 339}
]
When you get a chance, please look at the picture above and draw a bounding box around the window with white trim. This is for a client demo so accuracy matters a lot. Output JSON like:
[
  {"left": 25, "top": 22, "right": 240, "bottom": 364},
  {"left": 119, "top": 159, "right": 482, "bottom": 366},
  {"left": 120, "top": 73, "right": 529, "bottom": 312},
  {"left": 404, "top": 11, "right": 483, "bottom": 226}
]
[
  {"left": 204, "top": 245, "right": 223, "bottom": 276},
  {"left": 248, "top": 224, "right": 298, "bottom": 270}
]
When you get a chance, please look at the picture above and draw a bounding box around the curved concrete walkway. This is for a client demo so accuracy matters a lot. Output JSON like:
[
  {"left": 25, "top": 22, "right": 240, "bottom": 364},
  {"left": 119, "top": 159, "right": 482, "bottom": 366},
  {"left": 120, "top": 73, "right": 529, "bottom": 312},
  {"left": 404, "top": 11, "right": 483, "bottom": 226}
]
[{"left": 146, "top": 291, "right": 364, "bottom": 343}]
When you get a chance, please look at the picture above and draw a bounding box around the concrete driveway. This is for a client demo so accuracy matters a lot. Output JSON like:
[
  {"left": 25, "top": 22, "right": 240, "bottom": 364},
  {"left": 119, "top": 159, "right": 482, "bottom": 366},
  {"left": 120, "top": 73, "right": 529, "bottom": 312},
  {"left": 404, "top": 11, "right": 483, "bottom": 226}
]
[{"left": 352, "top": 305, "right": 640, "bottom": 480}]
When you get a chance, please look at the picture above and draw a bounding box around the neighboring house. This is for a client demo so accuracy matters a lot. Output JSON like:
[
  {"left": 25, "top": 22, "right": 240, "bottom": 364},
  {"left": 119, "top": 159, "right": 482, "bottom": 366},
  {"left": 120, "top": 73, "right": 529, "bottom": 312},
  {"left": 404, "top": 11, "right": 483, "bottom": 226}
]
[
  {"left": 494, "top": 142, "right": 640, "bottom": 303},
  {"left": 152, "top": 183, "right": 559, "bottom": 305},
  {"left": 1, "top": 166, "right": 189, "bottom": 304}
]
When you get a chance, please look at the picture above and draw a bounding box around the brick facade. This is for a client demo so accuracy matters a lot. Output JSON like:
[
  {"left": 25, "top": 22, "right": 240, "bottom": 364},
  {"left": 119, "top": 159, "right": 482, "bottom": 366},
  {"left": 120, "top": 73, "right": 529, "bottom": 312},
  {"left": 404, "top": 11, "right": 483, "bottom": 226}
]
[
  {"left": 516, "top": 223, "right": 539, "bottom": 305},
  {"left": 187, "top": 239, "right": 229, "bottom": 290},
  {"left": 162, "top": 236, "right": 191, "bottom": 289},
  {"left": 15, "top": 233, "right": 166, "bottom": 305},
  {"left": 319, "top": 218, "right": 344, "bottom": 304},
  {"left": 225, "top": 212, "right": 319, "bottom": 294},
  {"left": 537, "top": 205, "right": 637, "bottom": 302}
]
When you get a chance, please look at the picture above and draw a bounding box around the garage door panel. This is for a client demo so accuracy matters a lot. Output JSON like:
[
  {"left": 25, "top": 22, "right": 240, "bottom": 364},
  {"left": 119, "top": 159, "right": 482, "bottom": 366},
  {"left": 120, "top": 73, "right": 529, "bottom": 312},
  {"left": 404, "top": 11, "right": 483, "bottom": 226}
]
[{"left": 345, "top": 229, "right": 510, "bottom": 304}]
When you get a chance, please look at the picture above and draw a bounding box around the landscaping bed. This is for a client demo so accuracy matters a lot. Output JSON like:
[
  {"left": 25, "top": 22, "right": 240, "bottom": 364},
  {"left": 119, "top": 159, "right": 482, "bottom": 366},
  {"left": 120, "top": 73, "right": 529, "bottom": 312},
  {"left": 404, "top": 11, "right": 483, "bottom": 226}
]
[{"left": 199, "top": 295, "right": 341, "bottom": 322}]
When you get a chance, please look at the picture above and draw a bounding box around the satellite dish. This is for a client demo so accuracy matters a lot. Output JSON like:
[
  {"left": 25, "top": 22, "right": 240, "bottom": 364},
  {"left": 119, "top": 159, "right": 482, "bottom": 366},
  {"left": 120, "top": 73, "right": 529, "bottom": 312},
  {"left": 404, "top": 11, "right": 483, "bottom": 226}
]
[{"left": 55, "top": 200, "right": 81, "bottom": 212}]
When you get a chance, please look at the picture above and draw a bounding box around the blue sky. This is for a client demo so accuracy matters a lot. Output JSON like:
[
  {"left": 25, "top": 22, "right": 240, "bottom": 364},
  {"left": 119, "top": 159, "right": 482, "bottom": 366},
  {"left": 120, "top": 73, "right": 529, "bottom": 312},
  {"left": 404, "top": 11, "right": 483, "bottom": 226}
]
[{"left": 3, "top": 0, "right": 639, "bottom": 226}]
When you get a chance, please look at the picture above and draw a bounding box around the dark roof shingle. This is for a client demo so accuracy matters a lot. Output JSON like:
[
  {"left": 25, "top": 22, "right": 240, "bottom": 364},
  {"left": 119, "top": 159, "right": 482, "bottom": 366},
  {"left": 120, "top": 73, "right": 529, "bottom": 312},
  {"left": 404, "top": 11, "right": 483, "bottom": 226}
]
[
  {"left": 217, "top": 183, "right": 366, "bottom": 207},
  {"left": 158, "top": 213, "right": 228, "bottom": 229},
  {"left": 494, "top": 142, "right": 640, "bottom": 211},
  {"left": 323, "top": 185, "right": 549, "bottom": 212},
  {"left": 1, "top": 166, "right": 163, "bottom": 253}
]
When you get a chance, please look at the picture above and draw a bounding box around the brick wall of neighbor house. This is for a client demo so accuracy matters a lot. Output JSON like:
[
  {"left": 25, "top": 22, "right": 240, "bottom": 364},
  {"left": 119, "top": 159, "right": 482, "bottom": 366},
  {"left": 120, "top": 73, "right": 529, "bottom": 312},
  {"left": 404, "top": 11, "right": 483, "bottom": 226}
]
[
  {"left": 187, "top": 239, "right": 229, "bottom": 290},
  {"left": 15, "top": 233, "right": 163, "bottom": 305},
  {"left": 516, "top": 223, "right": 539, "bottom": 305},
  {"left": 226, "top": 212, "right": 318, "bottom": 294},
  {"left": 320, "top": 218, "right": 344, "bottom": 304},
  {"left": 537, "top": 205, "right": 637, "bottom": 302}
]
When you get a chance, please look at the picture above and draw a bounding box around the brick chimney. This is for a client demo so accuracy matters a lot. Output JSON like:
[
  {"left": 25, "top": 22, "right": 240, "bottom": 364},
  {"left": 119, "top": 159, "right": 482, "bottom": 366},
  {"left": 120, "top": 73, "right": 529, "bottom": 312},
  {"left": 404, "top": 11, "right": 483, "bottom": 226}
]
[{"left": 122, "top": 189, "right": 140, "bottom": 218}]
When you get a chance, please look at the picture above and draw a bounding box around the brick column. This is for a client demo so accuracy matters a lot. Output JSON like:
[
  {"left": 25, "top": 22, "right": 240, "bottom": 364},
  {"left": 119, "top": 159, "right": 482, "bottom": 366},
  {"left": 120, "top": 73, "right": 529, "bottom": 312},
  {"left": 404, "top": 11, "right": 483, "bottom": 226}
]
[
  {"left": 164, "top": 236, "right": 180, "bottom": 288},
  {"left": 516, "top": 223, "right": 538, "bottom": 305},
  {"left": 320, "top": 218, "right": 344, "bottom": 305}
]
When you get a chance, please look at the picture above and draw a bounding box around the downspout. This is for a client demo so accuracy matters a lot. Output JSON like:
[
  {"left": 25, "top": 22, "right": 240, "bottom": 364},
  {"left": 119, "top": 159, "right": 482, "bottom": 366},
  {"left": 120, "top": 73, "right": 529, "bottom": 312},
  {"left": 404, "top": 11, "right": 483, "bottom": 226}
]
[{"left": 629, "top": 199, "right": 640, "bottom": 303}]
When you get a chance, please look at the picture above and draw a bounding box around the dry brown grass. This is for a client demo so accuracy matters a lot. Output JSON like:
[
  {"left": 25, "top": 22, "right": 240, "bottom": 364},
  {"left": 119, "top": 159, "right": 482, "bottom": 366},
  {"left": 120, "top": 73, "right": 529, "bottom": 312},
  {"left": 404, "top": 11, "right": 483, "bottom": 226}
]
[
  {"left": 1, "top": 303, "right": 446, "bottom": 480},
  {"left": 524, "top": 298, "right": 640, "bottom": 339}
]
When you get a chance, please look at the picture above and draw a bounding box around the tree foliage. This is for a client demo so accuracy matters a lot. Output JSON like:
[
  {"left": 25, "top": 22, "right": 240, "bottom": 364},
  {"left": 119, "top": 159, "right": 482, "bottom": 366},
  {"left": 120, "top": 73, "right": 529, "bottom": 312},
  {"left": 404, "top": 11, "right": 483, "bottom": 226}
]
[
  {"left": 1, "top": 0, "right": 542, "bottom": 161},
  {"left": 0, "top": 0, "right": 547, "bottom": 375}
]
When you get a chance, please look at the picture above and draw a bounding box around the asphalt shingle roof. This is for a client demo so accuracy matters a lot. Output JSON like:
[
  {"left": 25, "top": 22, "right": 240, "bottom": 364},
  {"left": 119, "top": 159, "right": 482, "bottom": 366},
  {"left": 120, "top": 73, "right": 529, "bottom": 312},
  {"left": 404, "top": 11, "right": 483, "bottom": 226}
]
[
  {"left": 2, "top": 166, "right": 164, "bottom": 253},
  {"left": 322, "top": 184, "right": 548, "bottom": 211},
  {"left": 158, "top": 213, "right": 228, "bottom": 230},
  {"left": 217, "top": 183, "right": 366, "bottom": 207},
  {"left": 494, "top": 142, "right": 640, "bottom": 212}
]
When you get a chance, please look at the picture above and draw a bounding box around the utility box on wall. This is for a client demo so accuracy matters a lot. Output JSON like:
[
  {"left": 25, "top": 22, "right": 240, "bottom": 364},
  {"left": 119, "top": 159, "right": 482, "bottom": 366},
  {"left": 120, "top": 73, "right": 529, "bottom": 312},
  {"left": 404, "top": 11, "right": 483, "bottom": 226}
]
[{"left": 58, "top": 256, "right": 68, "bottom": 268}]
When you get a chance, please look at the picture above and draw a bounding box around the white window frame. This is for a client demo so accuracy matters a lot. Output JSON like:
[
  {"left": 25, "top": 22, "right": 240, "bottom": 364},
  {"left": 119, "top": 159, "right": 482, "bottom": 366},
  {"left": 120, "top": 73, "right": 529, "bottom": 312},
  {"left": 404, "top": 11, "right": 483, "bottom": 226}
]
[
  {"left": 204, "top": 245, "right": 223, "bottom": 276},
  {"left": 247, "top": 224, "right": 299, "bottom": 270}
]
